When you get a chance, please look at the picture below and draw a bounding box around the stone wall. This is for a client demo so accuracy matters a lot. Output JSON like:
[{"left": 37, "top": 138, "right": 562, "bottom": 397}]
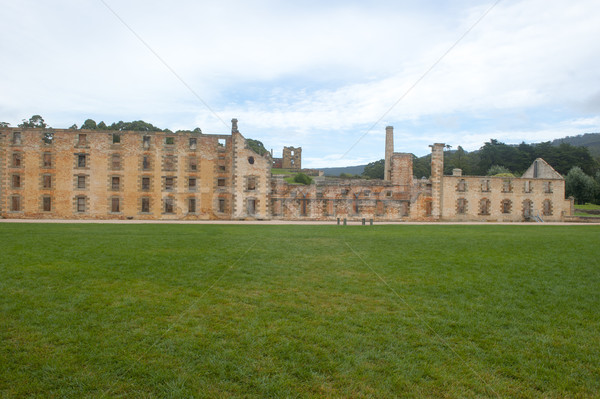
[
  {"left": 231, "top": 132, "right": 271, "bottom": 219},
  {"left": 282, "top": 146, "right": 301, "bottom": 169},
  {"left": 270, "top": 178, "right": 435, "bottom": 221},
  {"left": 440, "top": 174, "right": 572, "bottom": 222},
  {"left": 390, "top": 153, "right": 413, "bottom": 186},
  {"left": 0, "top": 125, "right": 266, "bottom": 220},
  {"left": 0, "top": 123, "right": 574, "bottom": 223}
]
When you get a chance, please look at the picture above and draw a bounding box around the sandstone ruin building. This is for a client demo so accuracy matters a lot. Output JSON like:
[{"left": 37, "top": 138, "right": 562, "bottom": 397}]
[
  {"left": 271, "top": 146, "right": 301, "bottom": 169},
  {"left": 0, "top": 119, "right": 572, "bottom": 221}
]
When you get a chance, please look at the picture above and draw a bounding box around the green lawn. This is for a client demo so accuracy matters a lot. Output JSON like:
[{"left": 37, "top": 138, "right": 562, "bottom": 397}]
[
  {"left": 574, "top": 203, "right": 600, "bottom": 210},
  {"left": 1, "top": 224, "right": 599, "bottom": 398},
  {"left": 574, "top": 212, "right": 600, "bottom": 218},
  {"left": 271, "top": 168, "right": 294, "bottom": 175}
]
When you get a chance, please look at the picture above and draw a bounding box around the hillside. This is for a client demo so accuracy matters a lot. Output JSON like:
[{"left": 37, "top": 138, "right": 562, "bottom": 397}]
[
  {"left": 319, "top": 165, "right": 366, "bottom": 176},
  {"left": 551, "top": 133, "right": 600, "bottom": 157}
]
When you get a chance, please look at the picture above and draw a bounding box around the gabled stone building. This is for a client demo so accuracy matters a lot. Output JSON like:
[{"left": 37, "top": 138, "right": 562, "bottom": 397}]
[
  {"left": 0, "top": 119, "right": 572, "bottom": 221},
  {"left": 438, "top": 156, "right": 571, "bottom": 222}
]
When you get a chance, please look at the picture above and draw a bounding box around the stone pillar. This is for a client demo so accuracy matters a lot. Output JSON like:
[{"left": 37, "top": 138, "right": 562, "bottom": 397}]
[
  {"left": 429, "top": 143, "right": 445, "bottom": 219},
  {"left": 384, "top": 126, "right": 394, "bottom": 181}
]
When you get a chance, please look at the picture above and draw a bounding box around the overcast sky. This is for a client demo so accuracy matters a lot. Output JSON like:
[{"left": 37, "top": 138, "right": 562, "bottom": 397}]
[{"left": 1, "top": 0, "right": 599, "bottom": 167}]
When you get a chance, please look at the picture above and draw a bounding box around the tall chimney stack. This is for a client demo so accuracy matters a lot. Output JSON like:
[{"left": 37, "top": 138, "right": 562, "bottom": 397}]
[{"left": 384, "top": 126, "right": 394, "bottom": 181}]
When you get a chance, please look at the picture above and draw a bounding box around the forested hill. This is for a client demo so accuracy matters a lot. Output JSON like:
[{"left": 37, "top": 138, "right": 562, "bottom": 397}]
[
  {"left": 358, "top": 138, "right": 599, "bottom": 180},
  {"left": 320, "top": 165, "right": 366, "bottom": 177},
  {"left": 320, "top": 134, "right": 600, "bottom": 178},
  {"left": 552, "top": 133, "right": 600, "bottom": 157}
]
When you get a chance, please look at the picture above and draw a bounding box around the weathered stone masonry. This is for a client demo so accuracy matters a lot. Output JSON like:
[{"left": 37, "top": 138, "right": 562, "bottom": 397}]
[
  {"left": 0, "top": 120, "right": 572, "bottom": 221},
  {"left": 0, "top": 120, "right": 271, "bottom": 220}
]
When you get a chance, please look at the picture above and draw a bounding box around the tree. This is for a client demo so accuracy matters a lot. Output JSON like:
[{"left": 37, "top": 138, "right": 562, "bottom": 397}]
[
  {"left": 69, "top": 124, "right": 78, "bottom": 129},
  {"left": 108, "top": 120, "right": 162, "bottom": 131},
  {"left": 18, "top": 115, "right": 48, "bottom": 129},
  {"left": 42, "top": 131, "right": 54, "bottom": 145},
  {"left": 0, "top": 122, "right": 10, "bottom": 127},
  {"left": 362, "top": 159, "right": 384, "bottom": 179},
  {"left": 413, "top": 154, "right": 431, "bottom": 179},
  {"left": 565, "top": 167, "right": 598, "bottom": 204},
  {"left": 97, "top": 121, "right": 108, "bottom": 130},
  {"left": 595, "top": 171, "right": 600, "bottom": 205},
  {"left": 80, "top": 119, "right": 97, "bottom": 130},
  {"left": 246, "top": 138, "right": 268, "bottom": 155},
  {"left": 446, "top": 145, "right": 471, "bottom": 174}
]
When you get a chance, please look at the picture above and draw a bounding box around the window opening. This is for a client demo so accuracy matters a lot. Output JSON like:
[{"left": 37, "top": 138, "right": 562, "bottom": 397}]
[
  {"left": 12, "top": 175, "right": 21, "bottom": 188},
  {"left": 43, "top": 153, "right": 52, "bottom": 168},
  {"left": 43, "top": 196, "right": 52, "bottom": 212},
  {"left": 164, "top": 198, "right": 174, "bottom": 213},
  {"left": 43, "top": 175, "right": 52, "bottom": 189},
  {"left": 141, "top": 197, "right": 150, "bottom": 213},
  {"left": 111, "top": 197, "right": 120, "bottom": 213},
  {"left": 77, "top": 154, "right": 87, "bottom": 168},
  {"left": 77, "top": 197, "right": 86, "bottom": 213},
  {"left": 11, "top": 196, "right": 21, "bottom": 211}
]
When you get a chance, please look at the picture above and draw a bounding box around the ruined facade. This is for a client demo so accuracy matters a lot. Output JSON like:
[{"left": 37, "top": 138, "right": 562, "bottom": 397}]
[
  {"left": 0, "top": 119, "right": 270, "bottom": 220},
  {"left": 272, "top": 146, "right": 301, "bottom": 170},
  {"left": 0, "top": 120, "right": 572, "bottom": 221},
  {"left": 271, "top": 130, "right": 571, "bottom": 222}
]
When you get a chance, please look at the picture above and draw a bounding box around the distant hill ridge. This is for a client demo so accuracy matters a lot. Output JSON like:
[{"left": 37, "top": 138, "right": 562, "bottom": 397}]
[
  {"left": 551, "top": 133, "right": 600, "bottom": 157},
  {"left": 319, "top": 165, "right": 366, "bottom": 177}
]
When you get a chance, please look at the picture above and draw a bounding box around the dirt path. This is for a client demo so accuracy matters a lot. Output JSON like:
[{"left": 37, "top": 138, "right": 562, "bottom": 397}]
[{"left": 0, "top": 218, "right": 598, "bottom": 226}]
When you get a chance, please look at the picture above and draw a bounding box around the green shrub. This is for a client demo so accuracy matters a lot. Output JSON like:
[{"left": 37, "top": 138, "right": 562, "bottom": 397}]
[
  {"left": 293, "top": 173, "right": 313, "bottom": 185},
  {"left": 487, "top": 165, "right": 512, "bottom": 176}
]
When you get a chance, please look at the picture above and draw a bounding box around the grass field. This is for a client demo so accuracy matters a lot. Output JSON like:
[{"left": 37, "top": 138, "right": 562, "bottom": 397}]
[
  {"left": 574, "top": 203, "right": 600, "bottom": 210},
  {"left": 1, "top": 224, "right": 599, "bottom": 398}
]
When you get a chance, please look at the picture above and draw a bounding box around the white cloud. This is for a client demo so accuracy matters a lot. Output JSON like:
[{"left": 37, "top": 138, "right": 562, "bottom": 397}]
[{"left": 1, "top": 0, "right": 599, "bottom": 167}]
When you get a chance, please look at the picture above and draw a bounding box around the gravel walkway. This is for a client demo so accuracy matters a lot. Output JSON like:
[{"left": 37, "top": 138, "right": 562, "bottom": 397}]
[{"left": 0, "top": 218, "right": 597, "bottom": 226}]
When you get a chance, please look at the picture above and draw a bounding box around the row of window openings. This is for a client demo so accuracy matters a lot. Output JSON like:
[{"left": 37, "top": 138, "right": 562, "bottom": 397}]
[
  {"left": 9, "top": 175, "right": 200, "bottom": 191},
  {"left": 272, "top": 199, "right": 411, "bottom": 217},
  {"left": 73, "top": 154, "right": 202, "bottom": 172},
  {"left": 12, "top": 153, "right": 216, "bottom": 173},
  {"left": 113, "top": 176, "right": 198, "bottom": 191},
  {"left": 456, "top": 198, "right": 553, "bottom": 216},
  {"left": 8, "top": 196, "right": 201, "bottom": 214},
  {"left": 457, "top": 180, "right": 553, "bottom": 194},
  {"left": 10, "top": 153, "right": 53, "bottom": 168},
  {"left": 100, "top": 197, "right": 193, "bottom": 214},
  {"left": 10, "top": 196, "right": 53, "bottom": 212},
  {"left": 10, "top": 131, "right": 203, "bottom": 149}
]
